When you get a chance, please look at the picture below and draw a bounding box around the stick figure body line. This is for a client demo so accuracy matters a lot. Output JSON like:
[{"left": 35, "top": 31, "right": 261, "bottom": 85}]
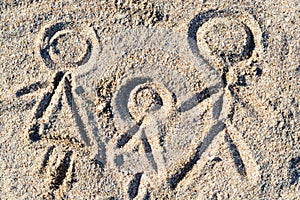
[{"left": 26, "top": 71, "right": 91, "bottom": 146}]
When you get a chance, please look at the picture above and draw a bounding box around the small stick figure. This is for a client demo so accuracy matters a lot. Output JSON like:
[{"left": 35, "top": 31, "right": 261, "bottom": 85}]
[{"left": 108, "top": 77, "right": 210, "bottom": 198}]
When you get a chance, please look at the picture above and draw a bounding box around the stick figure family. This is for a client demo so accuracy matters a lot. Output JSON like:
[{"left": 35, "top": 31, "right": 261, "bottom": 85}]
[{"left": 18, "top": 9, "right": 263, "bottom": 198}]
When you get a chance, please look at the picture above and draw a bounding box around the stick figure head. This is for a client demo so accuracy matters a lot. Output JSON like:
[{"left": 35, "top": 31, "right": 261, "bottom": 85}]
[
  {"left": 37, "top": 22, "right": 100, "bottom": 71},
  {"left": 188, "top": 9, "right": 263, "bottom": 82},
  {"left": 128, "top": 81, "right": 174, "bottom": 123}
]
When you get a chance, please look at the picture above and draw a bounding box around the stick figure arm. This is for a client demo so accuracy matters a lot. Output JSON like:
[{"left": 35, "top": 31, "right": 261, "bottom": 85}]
[
  {"left": 178, "top": 83, "right": 223, "bottom": 113},
  {"left": 16, "top": 81, "right": 48, "bottom": 97}
]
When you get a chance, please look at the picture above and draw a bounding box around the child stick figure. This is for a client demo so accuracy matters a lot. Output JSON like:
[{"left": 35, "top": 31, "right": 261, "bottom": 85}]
[{"left": 101, "top": 43, "right": 220, "bottom": 198}]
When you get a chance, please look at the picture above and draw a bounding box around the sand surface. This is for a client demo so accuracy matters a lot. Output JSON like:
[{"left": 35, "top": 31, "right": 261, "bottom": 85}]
[{"left": 0, "top": 0, "right": 299, "bottom": 199}]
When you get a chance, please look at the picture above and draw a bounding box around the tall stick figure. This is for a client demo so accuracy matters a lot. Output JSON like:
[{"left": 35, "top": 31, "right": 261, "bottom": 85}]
[{"left": 167, "top": 9, "right": 264, "bottom": 190}]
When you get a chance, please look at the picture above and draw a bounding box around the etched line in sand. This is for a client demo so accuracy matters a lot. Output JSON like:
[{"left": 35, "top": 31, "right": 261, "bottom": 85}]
[
  {"left": 178, "top": 85, "right": 221, "bottom": 113},
  {"left": 128, "top": 173, "right": 143, "bottom": 199},
  {"left": 168, "top": 121, "right": 226, "bottom": 190},
  {"left": 16, "top": 81, "right": 48, "bottom": 97},
  {"left": 39, "top": 145, "right": 55, "bottom": 174},
  {"left": 41, "top": 90, "right": 63, "bottom": 137},
  {"left": 141, "top": 130, "right": 158, "bottom": 172},
  {"left": 28, "top": 71, "right": 65, "bottom": 142},
  {"left": 224, "top": 131, "right": 247, "bottom": 177},
  {"left": 49, "top": 150, "right": 73, "bottom": 191},
  {"left": 288, "top": 157, "right": 300, "bottom": 185},
  {"left": 116, "top": 124, "right": 140, "bottom": 148},
  {"left": 39, "top": 148, "right": 77, "bottom": 198},
  {"left": 38, "top": 22, "right": 93, "bottom": 69},
  {"left": 64, "top": 74, "right": 91, "bottom": 146}
]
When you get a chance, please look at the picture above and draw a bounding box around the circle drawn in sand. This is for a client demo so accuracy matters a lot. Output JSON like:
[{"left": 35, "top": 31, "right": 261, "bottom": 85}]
[
  {"left": 127, "top": 82, "right": 173, "bottom": 123},
  {"left": 188, "top": 9, "right": 263, "bottom": 65},
  {"left": 202, "top": 19, "right": 251, "bottom": 62},
  {"left": 49, "top": 30, "right": 88, "bottom": 65},
  {"left": 37, "top": 22, "right": 98, "bottom": 70}
]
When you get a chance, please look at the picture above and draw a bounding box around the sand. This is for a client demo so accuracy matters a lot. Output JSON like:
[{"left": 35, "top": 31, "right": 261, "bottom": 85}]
[{"left": 0, "top": 0, "right": 299, "bottom": 199}]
